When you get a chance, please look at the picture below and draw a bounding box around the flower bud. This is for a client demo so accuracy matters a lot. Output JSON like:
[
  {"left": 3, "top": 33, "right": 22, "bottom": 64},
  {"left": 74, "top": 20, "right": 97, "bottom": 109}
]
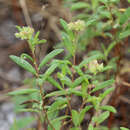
[
  {"left": 15, "top": 26, "right": 34, "bottom": 40},
  {"left": 67, "top": 20, "right": 85, "bottom": 32}
]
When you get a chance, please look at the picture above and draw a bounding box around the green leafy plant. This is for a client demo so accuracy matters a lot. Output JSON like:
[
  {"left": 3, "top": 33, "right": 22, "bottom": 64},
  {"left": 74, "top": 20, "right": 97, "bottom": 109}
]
[
  {"left": 8, "top": 1, "right": 130, "bottom": 129},
  {"left": 7, "top": 21, "right": 123, "bottom": 130}
]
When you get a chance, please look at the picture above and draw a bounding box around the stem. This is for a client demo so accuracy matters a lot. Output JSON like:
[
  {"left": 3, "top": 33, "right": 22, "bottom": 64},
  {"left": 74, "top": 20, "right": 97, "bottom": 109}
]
[{"left": 31, "top": 49, "right": 55, "bottom": 130}]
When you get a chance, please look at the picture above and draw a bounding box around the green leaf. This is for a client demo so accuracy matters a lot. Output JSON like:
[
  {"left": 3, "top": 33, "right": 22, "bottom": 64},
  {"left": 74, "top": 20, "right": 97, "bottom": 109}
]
[
  {"left": 70, "top": 127, "right": 80, "bottom": 130},
  {"left": 105, "top": 42, "right": 116, "bottom": 57},
  {"left": 51, "top": 115, "right": 69, "bottom": 123},
  {"left": 72, "top": 76, "right": 84, "bottom": 88},
  {"left": 100, "top": 87, "right": 115, "bottom": 99},
  {"left": 120, "top": 127, "right": 129, "bottom": 130},
  {"left": 72, "top": 110, "right": 79, "bottom": 126},
  {"left": 86, "top": 19, "right": 97, "bottom": 27},
  {"left": 38, "top": 49, "right": 64, "bottom": 69},
  {"left": 48, "top": 98, "right": 67, "bottom": 112},
  {"left": 93, "top": 111, "right": 110, "bottom": 124},
  {"left": 47, "top": 76, "right": 63, "bottom": 90},
  {"left": 120, "top": 30, "right": 130, "bottom": 39},
  {"left": 71, "top": 2, "right": 90, "bottom": 11},
  {"left": 8, "top": 89, "right": 38, "bottom": 96},
  {"left": 10, "top": 116, "right": 35, "bottom": 130},
  {"left": 73, "top": 66, "right": 84, "bottom": 76},
  {"left": 36, "top": 39, "right": 46, "bottom": 45},
  {"left": 17, "top": 108, "right": 39, "bottom": 113},
  {"left": 88, "top": 124, "right": 94, "bottom": 130},
  {"left": 68, "top": 89, "right": 82, "bottom": 96},
  {"left": 44, "top": 63, "right": 59, "bottom": 77},
  {"left": 20, "top": 53, "right": 33, "bottom": 62},
  {"left": 10, "top": 55, "right": 36, "bottom": 75},
  {"left": 58, "top": 73, "right": 72, "bottom": 87},
  {"left": 45, "top": 90, "right": 67, "bottom": 98},
  {"left": 60, "top": 19, "right": 69, "bottom": 32},
  {"left": 62, "top": 32, "right": 74, "bottom": 56},
  {"left": 79, "top": 105, "right": 93, "bottom": 124},
  {"left": 100, "top": 105, "right": 117, "bottom": 113},
  {"left": 91, "top": 79, "right": 115, "bottom": 93}
]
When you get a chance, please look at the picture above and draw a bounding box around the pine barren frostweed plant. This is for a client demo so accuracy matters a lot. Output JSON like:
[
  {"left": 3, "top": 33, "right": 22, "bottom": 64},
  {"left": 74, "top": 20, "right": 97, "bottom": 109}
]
[{"left": 8, "top": 20, "right": 128, "bottom": 130}]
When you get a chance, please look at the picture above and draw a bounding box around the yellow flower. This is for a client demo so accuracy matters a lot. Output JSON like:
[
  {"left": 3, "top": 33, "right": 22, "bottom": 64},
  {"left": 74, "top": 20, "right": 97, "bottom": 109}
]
[
  {"left": 15, "top": 26, "right": 34, "bottom": 40},
  {"left": 67, "top": 20, "right": 85, "bottom": 32}
]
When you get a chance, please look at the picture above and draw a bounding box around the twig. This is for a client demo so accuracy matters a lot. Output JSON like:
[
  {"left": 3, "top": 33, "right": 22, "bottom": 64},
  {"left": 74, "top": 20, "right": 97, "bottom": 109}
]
[{"left": 19, "top": 0, "right": 33, "bottom": 27}]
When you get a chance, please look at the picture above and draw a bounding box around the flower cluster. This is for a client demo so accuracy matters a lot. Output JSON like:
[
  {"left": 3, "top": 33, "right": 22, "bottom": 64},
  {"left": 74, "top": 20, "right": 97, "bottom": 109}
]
[
  {"left": 88, "top": 60, "right": 103, "bottom": 75},
  {"left": 67, "top": 20, "right": 85, "bottom": 32},
  {"left": 15, "top": 26, "right": 34, "bottom": 40}
]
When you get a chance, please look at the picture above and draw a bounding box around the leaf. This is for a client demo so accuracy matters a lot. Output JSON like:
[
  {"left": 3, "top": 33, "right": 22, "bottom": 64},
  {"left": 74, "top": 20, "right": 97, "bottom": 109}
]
[
  {"left": 100, "top": 105, "right": 117, "bottom": 113},
  {"left": 91, "top": 79, "right": 115, "bottom": 93},
  {"left": 45, "top": 90, "right": 67, "bottom": 98},
  {"left": 120, "top": 30, "right": 130, "bottom": 39},
  {"left": 86, "top": 19, "right": 97, "bottom": 27},
  {"left": 100, "top": 87, "right": 115, "bottom": 99},
  {"left": 62, "top": 32, "right": 74, "bottom": 56},
  {"left": 105, "top": 42, "right": 116, "bottom": 57},
  {"left": 8, "top": 89, "right": 38, "bottom": 96},
  {"left": 79, "top": 105, "right": 93, "bottom": 124},
  {"left": 51, "top": 115, "right": 69, "bottom": 123},
  {"left": 60, "top": 19, "right": 69, "bottom": 32},
  {"left": 72, "top": 76, "right": 84, "bottom": 88},
  {"left": 93, "top": 111, "right": 110, "bottom": 124},
  {"left": 72, "top": 110, "right": 79, "bottom": 126},
  {"left": 44, "top": 63, "right": 59, "bottom": 76},
  {"left": 71, "top": 2, "right": 90, "bottom": 11},
  {"left": 73, "top": 65, "right": 84, "bottom": 76},
  {"left": 88, "top": 124, "right": 94, "bottom": 130},
  {"left": 38, "top": 49, "right": 64, "bottom": 69},
  {"left": 70, "top": 127, "right": 80, "bottom": 130},
  {"left": 36, "top": 39, "right": 46, "bottom": 45},
  {"left": 10, "top": 116, "right": 35, "bottom": 130},
  {"left": 48, "top": 99, "right": 67, "bottom": 113},
  {"left": 47, "top": 76, "right": 63, "bottom": 90},
  {"left": 17, "top": 108, "right": 39, "bottom": 113},
  {"left": 68, "top": 89, "right": 82, "bottom": 96},
  {"left": 58, "top": 73, "right": 72, "bottom": 88},
  {"left": 20, "top": 53, "right": 33, "bottom": 62},
  {"left": 120, "top": 127, "right": 129, "bottom": 130},
  {"left": 10, "top": 55, "right": 36, "bottom": 75}
]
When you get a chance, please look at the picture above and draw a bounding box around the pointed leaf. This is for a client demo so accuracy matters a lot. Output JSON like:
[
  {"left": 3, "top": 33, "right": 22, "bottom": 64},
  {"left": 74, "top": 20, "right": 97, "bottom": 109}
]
[
  {"left": 48, "top": 98, "right": 67, "bottom": 112},
  {"left": 93, "top": 111, "right": 110, "bottom": 124},
  {"left": 71, "top": 2, "right": 90, "bottom": 11},
  {"left": 47, "top": 76, "right": 63, "bottom": 90},
  {"left": 79, "top": 105, "right": 93, "bottom": 123},
  {"left": 72, "top": 110, "right": 79, "bottom": 126},
  {"left": 39, "top": 49, "right": 64, "bottom": 69},
  {"left": 60, "top": 19, "right": 69, "bottom": 32},
  {"left": 100, "top": 87, "right": 115, "bottom": 100},
  {"left": 45, "top": 90, "right": 67, "bottom": 98},
  {"left": 88, "top": 124, "right": 94, "bottom": 130},
  {"left": 8, "top": 89, "right": 38, "bottom": 96},
  {"left": 21, "top": 53, "right": 33, "bottom": 62},
  {"left": 10, "top": 55, "right": 36, "bottom": 75},
  {"left": 44, "top": 63, "right": 59, "bottom": 77},
  {"left": 100, "top": 105, "right": 117, "bottom": 113},
  {"left": 120, "top": 30, "right": 130, "bottom": 39},
  {"left": 120, "top": 127, "right": 129, "bottom": 130},
  {"left": 91, "top": 79, "right": 115, "bottom": 93}
]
